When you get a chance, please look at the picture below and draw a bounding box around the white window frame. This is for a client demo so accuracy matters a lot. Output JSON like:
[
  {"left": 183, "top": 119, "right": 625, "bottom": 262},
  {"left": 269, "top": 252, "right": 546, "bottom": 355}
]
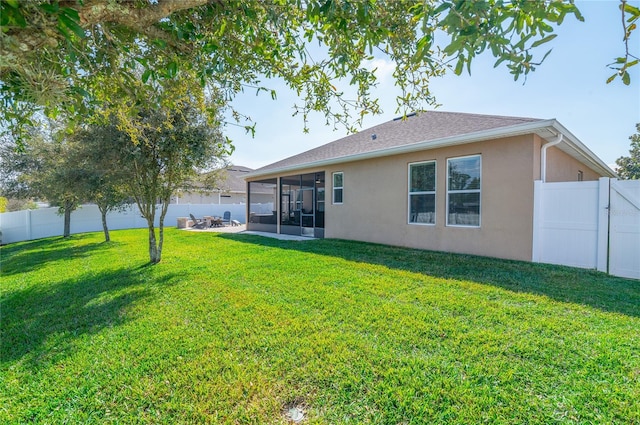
[
  {"left": 408, "top": 160, "right": 436, "bottom": 225},
  {"left": 332, "top": 172, "right": 344, "bottom": 205},
  {"left": 446, "top": 154, "right": 481, "bottom": 228}
]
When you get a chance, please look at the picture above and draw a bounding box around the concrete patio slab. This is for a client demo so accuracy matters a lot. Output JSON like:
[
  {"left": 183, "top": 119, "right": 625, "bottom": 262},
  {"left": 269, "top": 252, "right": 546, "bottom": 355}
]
[
  {"left": 240, "top": 231, "right": 313, "bottom": 241},
  {"left": 182, "top": 225, "right": 314, "bottom": 241},
  {"left": 182, "top": 224, "right": 246, "bottom": 234}
]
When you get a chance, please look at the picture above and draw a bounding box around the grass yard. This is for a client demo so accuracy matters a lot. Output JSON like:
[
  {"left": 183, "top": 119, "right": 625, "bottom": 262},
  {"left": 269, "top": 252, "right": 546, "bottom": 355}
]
[{"left": 1, "top": 228, "right": 639, "bottom": 424}]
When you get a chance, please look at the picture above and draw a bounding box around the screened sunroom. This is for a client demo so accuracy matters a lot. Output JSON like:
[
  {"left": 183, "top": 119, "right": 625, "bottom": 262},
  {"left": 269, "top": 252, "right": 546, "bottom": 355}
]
[{"left": 247, "top": 172, "right": 325, "bottom": 238}]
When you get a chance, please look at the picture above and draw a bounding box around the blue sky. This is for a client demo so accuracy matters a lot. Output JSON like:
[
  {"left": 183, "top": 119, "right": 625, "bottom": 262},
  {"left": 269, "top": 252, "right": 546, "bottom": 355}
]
[{"left": 226, "top": 0, "right": 639, "bottom": 170}]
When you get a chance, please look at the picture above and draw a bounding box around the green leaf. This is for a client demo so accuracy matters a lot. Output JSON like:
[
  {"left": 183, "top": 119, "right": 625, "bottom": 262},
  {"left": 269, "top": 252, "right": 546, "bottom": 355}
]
[
  {"left": 56, "top": 22, "right": 71, "bottom": 40},
  {"left": 356, "top": 4, "right": 368, "bottom": 22},
  {"left": 9, "top": 8, "right": 27, "bottom": 27},
  {"left": 244, "top": 6, "right": 257, "bottom": 19},
  {"left": 443, "top": 37, "right": 464, "bottom": 55},
  {"left": 4, "top": 0, "right": 19, "bottom": 8},
  {"left": 459, "top": 26, "right": 477, "bottom": 36},
  {"left": 606, "top": 73, "right": 617, "bottom": 84},
  {"left": 60, "top": 7, "right": 80, "bottom": 21},
  {"left": 59, "top": 13, "right": 85, "bottom": 39},
  {"left": 622, "top": 71, "right": 631, "bottom": 85},
  {"left": 454, "top": 55, "right": 464, "bottom": 75},
  {"left": 539, "top": 22, "right": 554, "bottom": 33},
  {"left": 539, "top": 49, "right": 553, "bottom": 65},
  {"left": 142, "top": 69, "right": 152, "bottom": 83},
  {"left": 135, "top": 57, "right": 148, "bottom": 67},
  {"left": 167, "top": 62, "right": 178, "bottom": 78},
  {"left": 514, "top": 33, "right": 533, "bottom": 51},
  {"left": 416, "top": 34, "right": 432, "bottom": 57},
  {"left": 623, "top": 3, "right": 640, "bottom": 17},
  {"left": 244, "top": 124, "right": 256, "bottom": 137},
  {"left": 40, "top": 3, "right": 59, "bottom": 13},
  {"left": 431, "top": 2, "right": 451, "bottom": 16},
  {"left": 493, "top": 56, "right": 507, "bottom": 68},
  {"left": 319, "top": 0, "right": 333, "bottom": 15},
  {"left": 531, "top": 34, "right": 558, "bottom": 47},
  {"left": 71, "top": 86, "right": 91, "bottom": 98}
]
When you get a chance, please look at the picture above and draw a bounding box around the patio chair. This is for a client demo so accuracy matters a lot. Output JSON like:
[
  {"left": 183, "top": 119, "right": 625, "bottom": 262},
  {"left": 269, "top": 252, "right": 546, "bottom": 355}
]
[
  {"left": 221, "top": 211, "right": 231, "bottom": 226},
  {"left": 189, "top": 213, "right": 207, "bottom": 229}
]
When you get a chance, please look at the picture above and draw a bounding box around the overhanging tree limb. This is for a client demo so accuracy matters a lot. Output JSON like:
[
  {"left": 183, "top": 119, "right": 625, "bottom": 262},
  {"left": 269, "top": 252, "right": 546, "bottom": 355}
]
[
  {"left": 1, "top": 1, "right": 634, "bottom": 142},
  {"left": 1, "top": 0, "right": 211, "bottom": 55}
]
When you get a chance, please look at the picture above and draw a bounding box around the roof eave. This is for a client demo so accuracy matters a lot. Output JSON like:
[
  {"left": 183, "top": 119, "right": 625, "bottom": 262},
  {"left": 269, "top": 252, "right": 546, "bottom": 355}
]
[{"left": 546, "top": 121, "right": 617, "bottom": 178}]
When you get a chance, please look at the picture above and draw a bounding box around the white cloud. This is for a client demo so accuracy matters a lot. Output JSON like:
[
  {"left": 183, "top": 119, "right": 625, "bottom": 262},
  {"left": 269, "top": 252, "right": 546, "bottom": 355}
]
[{"left": 364, "top": 58, "right": 396, "bottom": 84}]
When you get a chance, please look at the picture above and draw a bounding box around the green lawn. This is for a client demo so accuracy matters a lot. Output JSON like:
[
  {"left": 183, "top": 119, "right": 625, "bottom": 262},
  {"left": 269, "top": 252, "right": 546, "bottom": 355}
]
[{"left": 1, "top": 229, "right": 639, "bottom": 424}]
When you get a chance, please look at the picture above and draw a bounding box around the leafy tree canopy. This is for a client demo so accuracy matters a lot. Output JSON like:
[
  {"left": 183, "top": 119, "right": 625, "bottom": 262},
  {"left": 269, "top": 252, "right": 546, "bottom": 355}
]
[
  {"left": 2, "top": 0, "right": 635, "bottom": 141},
  {"left": 0, "top": 123, "right": 88, "bottom": 236},
  {"left": 96, "top": 97, "right": 230, "bottom": 263},
  {"left": 615, "top": 123, "right": 640, "bottom": 179}
]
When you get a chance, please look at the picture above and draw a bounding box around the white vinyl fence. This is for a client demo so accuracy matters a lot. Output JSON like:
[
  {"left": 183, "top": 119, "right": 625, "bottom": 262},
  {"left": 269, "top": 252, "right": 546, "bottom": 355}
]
[
  {"left": 609, "top": 179, "right": 640, "bottom": 279},
  {"left": 533, "top": 177, "right": 640, "bottom": 279},
  {"left": 0, "top": 203, "right": 247, "bottom": 245}
]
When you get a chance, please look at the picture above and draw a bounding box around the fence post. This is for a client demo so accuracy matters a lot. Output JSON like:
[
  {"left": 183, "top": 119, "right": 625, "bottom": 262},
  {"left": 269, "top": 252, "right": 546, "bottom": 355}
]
[
  {"left": 596, "top": 177, "right": 610, "bottom": 273},
  {"left": 26, "top": 209, "right": 32, "bottom": 241},
  {"left": 531, "top": 180, "right": 543, "bottom": 262}
]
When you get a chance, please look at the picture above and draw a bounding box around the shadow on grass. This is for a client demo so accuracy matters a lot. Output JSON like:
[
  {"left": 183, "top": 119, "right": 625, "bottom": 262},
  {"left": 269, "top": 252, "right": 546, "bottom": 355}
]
[
  {"left": 220, "top": 234, "right": 640, "bottom": 318},
  {"left": 1, "top": 265, "right": 177, "bottom": 365},
  {"left": 0, "top": 234, "right": 120, "bottom": 277}
]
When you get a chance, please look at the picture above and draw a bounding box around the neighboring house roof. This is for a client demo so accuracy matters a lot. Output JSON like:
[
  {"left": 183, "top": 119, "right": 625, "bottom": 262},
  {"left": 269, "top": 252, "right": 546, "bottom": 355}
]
[
  {"left": 248, "top": 111, "right": 615, "bottom": 178},
  {"left": 180, "top": 166, "right": 253, "bottom": 195},
  {"left": 218, "top": 166, "right": 253, "bottom": 193},
  {"left": 217, "top": 165, "right": 275, "bottom": 195}
]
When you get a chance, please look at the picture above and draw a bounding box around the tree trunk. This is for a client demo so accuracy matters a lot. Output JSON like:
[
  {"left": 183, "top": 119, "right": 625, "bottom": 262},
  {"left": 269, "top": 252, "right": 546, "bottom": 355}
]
[
  {"left": 156, "top": 225, "right": 164, "bottom": 263},
  {"left": 148, "top": 223, "right": 160, "bottom": 263},
  {"left": 156, "top": 201, "right": 169, "bottom": 264},
  {"left": 63, "top": 202, "right": 72, "bottom": 238},
  {"left": 136, "top": 197, "right": 161, "bottom": 264},
  {"left": 100, "top": 207, "right": 110, "bottom": 242}
]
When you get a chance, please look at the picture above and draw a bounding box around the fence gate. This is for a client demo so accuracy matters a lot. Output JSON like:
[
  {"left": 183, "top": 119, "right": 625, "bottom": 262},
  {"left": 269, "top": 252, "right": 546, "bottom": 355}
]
[
  {"left": 533, "top": 177, "right": 640, "bottom": 279},
  {"left": 608, "top": 179, "right": 640, "bottom": 279}
]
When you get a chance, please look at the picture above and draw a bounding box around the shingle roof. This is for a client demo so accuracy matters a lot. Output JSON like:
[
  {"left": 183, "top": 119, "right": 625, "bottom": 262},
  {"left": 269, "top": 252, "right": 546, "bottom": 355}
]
[
  {"left": 220, "top": 165, "right": 274, "bottom": 194},
  {"left": 254, "top": 111, "right": 543, "bottom": 174},
  {"left": 219, "top": 166, "right": 253, "bottom": 192},
  {"left": 187, "top": 166, "right": 253, "bottom": 193}
]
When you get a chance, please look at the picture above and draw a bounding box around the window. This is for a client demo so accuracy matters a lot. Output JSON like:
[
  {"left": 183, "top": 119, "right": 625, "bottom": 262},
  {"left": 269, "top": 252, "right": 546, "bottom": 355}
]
[
  {"left": 578, "top": 170, "right": 584, "bottom": 181},
  {"left": 332, "top": 172, "right": 343, "bottom": 204},
  {"left": 447, "top": 155, "right": 481, "bottom": 227},
  {"left": 408, "top": 161, "right": 436, "bottom": 224}
]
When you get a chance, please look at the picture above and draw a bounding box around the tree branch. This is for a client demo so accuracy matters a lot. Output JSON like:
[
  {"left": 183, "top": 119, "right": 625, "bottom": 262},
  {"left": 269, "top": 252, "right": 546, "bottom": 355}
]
[
  {"left": 1, "top": 0, "right": 212, "bottom": 59},
  {"left": 77, "top": 0, "right": 211, "bottom": 28}
]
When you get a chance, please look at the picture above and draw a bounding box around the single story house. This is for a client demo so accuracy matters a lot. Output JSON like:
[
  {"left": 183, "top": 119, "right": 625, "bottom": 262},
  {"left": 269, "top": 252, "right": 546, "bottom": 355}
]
[{"left": 245, "top": 111, "right": 615, "bottom": 261}]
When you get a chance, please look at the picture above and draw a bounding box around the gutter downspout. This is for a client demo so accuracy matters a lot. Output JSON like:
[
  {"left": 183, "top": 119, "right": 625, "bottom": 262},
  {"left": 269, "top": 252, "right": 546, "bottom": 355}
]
[{"left": 541, "top": 132, "right": 563, "bottom": 182}]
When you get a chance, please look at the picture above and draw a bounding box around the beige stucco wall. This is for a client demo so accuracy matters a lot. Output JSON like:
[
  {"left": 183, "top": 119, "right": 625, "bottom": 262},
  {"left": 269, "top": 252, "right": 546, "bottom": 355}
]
[
  {"left": 246, "top": 133, "right": 612, "bottom": 262},
  {"left": 533, "top": 135, "right": 543, "bottom": 181},
  {"left": 319, "top": 135, "right": 538, "bottom": 261},
  {"left": 545, "top": 145, "right": 602, "bottom": 182}
]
